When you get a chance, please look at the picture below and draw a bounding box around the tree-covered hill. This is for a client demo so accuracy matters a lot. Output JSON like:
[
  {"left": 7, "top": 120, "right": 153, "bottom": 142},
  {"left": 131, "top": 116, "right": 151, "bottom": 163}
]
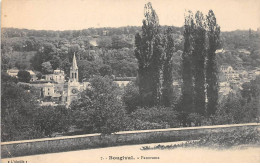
[
  {"left": 1, "top": 27, "right": 260, "bottom": 81},
  {"left": 218, "top": 30, "right": 260, "bottom": 69}
]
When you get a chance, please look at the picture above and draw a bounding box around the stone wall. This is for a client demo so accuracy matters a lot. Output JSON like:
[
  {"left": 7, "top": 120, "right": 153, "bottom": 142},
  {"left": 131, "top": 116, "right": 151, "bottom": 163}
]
[{"left": 1, "top": 123, "right": 259, "bottom": 158}]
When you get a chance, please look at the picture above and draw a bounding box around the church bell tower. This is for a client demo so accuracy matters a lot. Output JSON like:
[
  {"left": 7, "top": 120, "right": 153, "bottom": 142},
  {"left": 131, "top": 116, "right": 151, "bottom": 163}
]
[
  {"left": 70, "top": 53, "right": 79, "bottom": 82},
  {"left": 67, "top": 53, "right": 80, "bottom": 106}
]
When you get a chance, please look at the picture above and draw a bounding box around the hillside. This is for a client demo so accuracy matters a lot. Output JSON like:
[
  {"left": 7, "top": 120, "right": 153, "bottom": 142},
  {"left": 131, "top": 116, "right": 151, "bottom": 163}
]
[{"left": 1, "top": 27, "right": 260, "bottom": 80}]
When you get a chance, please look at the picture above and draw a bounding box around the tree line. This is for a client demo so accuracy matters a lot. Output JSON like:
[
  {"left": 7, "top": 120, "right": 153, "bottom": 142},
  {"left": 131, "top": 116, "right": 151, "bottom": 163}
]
[
  {"left": 180, "top": 10, "right": 220, "bottom": 126},
  {"left": 134, "top": 3, "right": 220, "bottom": 124}
]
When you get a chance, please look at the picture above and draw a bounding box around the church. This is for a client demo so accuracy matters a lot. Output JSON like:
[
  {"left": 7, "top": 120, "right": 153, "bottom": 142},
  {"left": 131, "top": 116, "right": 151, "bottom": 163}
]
[
  {"left": 66, "top": 53, "right": 89, "bottom": 105},
  {"left": 39, "top": 53, "right": 89, "bottom": 106}
]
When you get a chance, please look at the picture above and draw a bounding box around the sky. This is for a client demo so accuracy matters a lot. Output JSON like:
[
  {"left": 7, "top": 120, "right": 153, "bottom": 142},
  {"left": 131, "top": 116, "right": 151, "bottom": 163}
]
[{"left": 1, "top": 0, "right": 260, "bottom": 31}]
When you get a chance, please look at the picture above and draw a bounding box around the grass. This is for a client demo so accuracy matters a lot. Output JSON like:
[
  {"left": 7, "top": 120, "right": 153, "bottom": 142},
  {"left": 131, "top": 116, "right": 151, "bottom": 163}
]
[{"left": 141, "top": 127, "right": 260, "bottom": 150}]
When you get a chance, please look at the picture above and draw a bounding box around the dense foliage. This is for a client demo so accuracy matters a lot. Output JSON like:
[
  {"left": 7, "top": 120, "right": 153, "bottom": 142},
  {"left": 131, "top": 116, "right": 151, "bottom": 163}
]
[
  {"left": 70, "top": 76, "right": 126, "bottom": 134},
  {"left": 17, "top": 70, "right": 31, "bottom": 83},
  {"left": 1, "top": 73, "right": 71, "bottom": 141},
  {"left": 33, "top": 106, "right": 71, "bottom": 137},
  {"left": 122, "top": 81, "right": 141, "bottom": 113}
]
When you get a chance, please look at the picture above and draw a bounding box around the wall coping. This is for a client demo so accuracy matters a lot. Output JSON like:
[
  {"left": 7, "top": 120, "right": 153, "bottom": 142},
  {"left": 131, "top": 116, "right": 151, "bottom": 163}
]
[{"left": 1, "top": 123, "right": 259, "bottom": 145}]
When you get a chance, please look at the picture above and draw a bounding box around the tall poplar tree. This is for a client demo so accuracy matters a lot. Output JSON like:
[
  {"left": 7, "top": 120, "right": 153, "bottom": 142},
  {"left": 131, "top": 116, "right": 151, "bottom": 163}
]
[
  {"left": 162, "top": 28, "right": 175, "bottom": 107},
  {"left": 192, "top": 11, "right": 207, "bottom": 115},
  {"left": 181, "top": 11, "right": 194, "bottom": 118},
  {"left": 135, "top": 2, "right": 165, "bottom": 107},
  {"left": 206, "top": 10, "right": 220, "bottom": 116}
]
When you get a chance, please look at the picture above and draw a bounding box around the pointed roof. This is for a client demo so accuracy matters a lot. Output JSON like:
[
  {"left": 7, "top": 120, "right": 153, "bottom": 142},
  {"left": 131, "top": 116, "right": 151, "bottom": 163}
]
[{"left": 71, "top": 53, "right": 78, "bottom": 70}]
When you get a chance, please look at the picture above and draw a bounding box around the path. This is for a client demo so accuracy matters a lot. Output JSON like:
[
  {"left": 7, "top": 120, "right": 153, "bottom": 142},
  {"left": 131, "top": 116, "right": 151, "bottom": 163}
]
[{"left": 2, "top": 141, "right": 260, "bottom": 163}]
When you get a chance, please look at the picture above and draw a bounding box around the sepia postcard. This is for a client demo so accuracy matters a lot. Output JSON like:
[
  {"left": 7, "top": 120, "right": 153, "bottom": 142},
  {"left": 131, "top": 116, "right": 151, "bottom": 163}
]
[{"left": 1, "top": 0, "right": 260, "bottom": 163}]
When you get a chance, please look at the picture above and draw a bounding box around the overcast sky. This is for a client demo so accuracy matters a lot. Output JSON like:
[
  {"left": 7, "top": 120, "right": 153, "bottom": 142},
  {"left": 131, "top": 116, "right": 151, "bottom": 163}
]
[{"left": 2, "top": 0, "right": 260, "bottom": 31}]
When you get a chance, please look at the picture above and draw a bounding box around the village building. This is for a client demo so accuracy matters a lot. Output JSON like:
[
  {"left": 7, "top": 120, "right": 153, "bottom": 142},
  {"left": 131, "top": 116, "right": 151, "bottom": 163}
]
[
  {"left": 113, "top": 76, "right": 136, "bottom": 88},
  {"left": 219, "top": 81, "right": 232, "bottom": 100},
  {"left": 7, "top": 69, "right": 37, "bottom": 82},
  {"left": 42, "top": 82, "right": 55, "bottom": 97},
  {"left": 253, "top": 67, "right": 260, "bottom": 76},
  {"left": 220, "top": 65, "right": 240, "bottom": 81},
  {"left": 114, "top": 81, "right": 130, "bottom": 88},
  {"left": 27, "top": 70, "right": 37, "bottom": 82},
  {"left": 238, "top": 49, "right": 250, "bottom": 55},
  {"left": 220, "top": 64, "right": 234, "bottom": 73},
  {"left": 248, "top": 71, "right": 256, "bottom": 80},
  {"left": 102, "top": 30, "right": 109, "bottom": 36},
  {"left": 238, "top": 70, "right": 248, "bottom": 78},
  {"left": 219, "top": 64, "right": 252, "bottom": 97},
  {"left": 7, "top": 69, "right": 19, "bottom": 77}
]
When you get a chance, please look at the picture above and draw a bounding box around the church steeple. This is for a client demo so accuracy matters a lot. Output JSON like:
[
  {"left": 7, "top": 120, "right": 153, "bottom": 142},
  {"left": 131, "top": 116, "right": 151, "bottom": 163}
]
[
  {"left": 71, "top": 53, "right": 78, "bottom": 70},
  {"left": 70, "top": 53, "right": 78, "bottom": 82}
]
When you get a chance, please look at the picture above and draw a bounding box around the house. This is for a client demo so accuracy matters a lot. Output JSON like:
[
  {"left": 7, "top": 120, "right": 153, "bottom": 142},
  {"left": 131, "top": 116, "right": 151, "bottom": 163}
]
[
  {"left": 114, "top": 81, "right": 130, "bottom": 88},
  {"left": 7, "top": 69, "right": 37, "bottom": 81},
  {"left": 44, "top": 69, "right": 65, "bottom": 83},
  {"left": 219, "top": 81, "right": 231, "bottom": 96},
  {"left": 53, "top": 69, "right": 65, "bottom": 83},
  {"left": 42, "top": 82, "right": 55, "bottom": 97},
  {"left": 27, "top": 70, "right": 37, "bottom": 82},
  {"left": 215, "top": 48, "right": 225, "bottom": 53},
  {"left": 7, "top": 69, "right": 19, "bottom": 77},
  {"left": 103, "top": 30, "right": 109, "bottom": 36},
  {"left": 45, "top": 74, "right": 54, "bottom": 82},
  {"left": 238, "top": 70, "right": 248, "bottom": 78},
  {"left": 113, "top": 77, "right": 136, "bottom": 88},
  {"left": 39, "top": 101, "right": 58, "bottom": 107},
  {"left": 220, "top": 65, "right": 241, "bottom": 81},
  {"left": 220, "top": 65, "right": 234, "bottom": 73},
  {"left": 238, "top": 49, "right": 250, "bottom": 55},
  {"left": 248, "top": 71, "right": 256, "bottom": 80},
  {"left": 253, "top": 68, "right": 260, "bottom": 76}
]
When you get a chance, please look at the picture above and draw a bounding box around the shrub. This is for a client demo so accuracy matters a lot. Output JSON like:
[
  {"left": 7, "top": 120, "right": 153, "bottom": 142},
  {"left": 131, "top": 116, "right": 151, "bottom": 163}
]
[
  {"left": 17, "top": 70, "right": 31, "bottom": 83},
  {"left": 197, "top": 127, "right": 260, "bottom": 148},
  {"left": 131, "top": 107, "right": 179, "bottom": 128},
  {"left": 123, "top": 117, "right": 166, "bottom": 131},
  {"left": 141, "top": 127, "right": 260, "bottom": 150},
  {"left": 122, "top": 82, "right": 140, "bottom": 113},
  {"left": 187, "top": 113, "right": 204, "bottom": 126}
]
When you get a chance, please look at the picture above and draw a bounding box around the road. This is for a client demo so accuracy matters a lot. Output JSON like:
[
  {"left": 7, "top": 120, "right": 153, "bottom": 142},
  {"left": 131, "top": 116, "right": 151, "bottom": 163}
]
[{"left": 2, "top": 141, "right": 260, "bottom": 163}]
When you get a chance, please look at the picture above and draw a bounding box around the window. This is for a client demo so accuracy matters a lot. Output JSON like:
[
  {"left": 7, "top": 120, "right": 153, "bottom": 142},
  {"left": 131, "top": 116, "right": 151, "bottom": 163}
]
[{"left": 75, "top": 73, "right": 77, "bottom": 79}]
